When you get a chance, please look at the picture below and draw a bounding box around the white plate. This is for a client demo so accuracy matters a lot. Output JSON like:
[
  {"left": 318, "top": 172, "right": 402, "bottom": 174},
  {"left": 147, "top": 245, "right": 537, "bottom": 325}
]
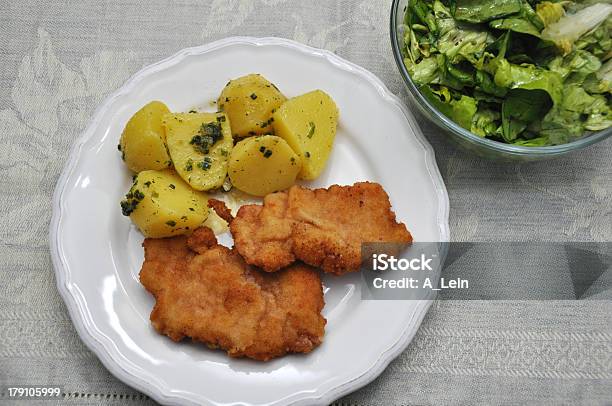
[{"left": 50, "top": 37, "right": 449, "bottom": 406}]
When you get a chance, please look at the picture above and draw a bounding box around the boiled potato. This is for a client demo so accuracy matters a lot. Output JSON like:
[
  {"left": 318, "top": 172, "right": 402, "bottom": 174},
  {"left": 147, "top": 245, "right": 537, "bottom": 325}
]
[
  {"left": 218, "top": 74, "right": 286, "bottom": 138},
  {"left": 272, "top": 90, "right": 338, "bottom": 180},
  {"left": 164, "top": 112, "right": 233, "bottom": 191},
  {"left": 119, "top": 101, "right": 172, "bottom": 173},
  {"left": 120, "top": 169, "right": 209, "bottom": 238},
  {"left": 228, "top": 135, "right": 302, "bottom": 197}
]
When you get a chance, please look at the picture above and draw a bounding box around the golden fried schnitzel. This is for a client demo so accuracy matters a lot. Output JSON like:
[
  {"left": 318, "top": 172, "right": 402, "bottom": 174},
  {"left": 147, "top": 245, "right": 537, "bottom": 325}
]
[
  {"left": 230, "top": 182, "right": 412, "bottom": 275},
  {"left": 140, "top": 227, "right": 326, "bottom": 361}
]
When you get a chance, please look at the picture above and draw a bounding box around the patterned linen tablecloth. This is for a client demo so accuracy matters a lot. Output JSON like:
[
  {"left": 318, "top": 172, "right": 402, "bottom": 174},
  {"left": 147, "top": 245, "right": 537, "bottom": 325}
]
[{"left": 1, "top": 0, "right": 611, "bottom": 405}]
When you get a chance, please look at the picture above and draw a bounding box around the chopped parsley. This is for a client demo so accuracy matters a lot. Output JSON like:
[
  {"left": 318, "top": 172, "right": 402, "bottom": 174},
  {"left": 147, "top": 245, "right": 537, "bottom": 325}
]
[
  {"left": 169, "top": 184, "right": 175, "bottom": 189},
  {"left": 250, "top": 93, "right": 258, "bottom": 100},
  {"left": 263, "top": 150, "right": 273, "bottom": 158},
  {"left": 305, "top": 151, "right": 311, "bottom": 158},
  {"left": 306, "top": 122, "right": 316, "bottom": 139},
  {"left": 166, "top": 220, "right": 176, "bottom": 227},
  {"left": 190, "top": 122, "right": 223, "bottom": 154},
  {"left": 197, "top": 157, "right": 213, "bottom": 170},
  {"left": 185, "top": 159, "right": 193, "bottom": 171},
  {"left": 120, "top": 187, "right": 145, "bottom": 216}
]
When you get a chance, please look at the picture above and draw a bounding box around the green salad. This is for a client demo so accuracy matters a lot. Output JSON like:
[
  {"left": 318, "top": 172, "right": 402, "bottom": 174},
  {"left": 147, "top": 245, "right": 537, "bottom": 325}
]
[{"left": 402, "top": 0, "right": 612, "bottom": 146}]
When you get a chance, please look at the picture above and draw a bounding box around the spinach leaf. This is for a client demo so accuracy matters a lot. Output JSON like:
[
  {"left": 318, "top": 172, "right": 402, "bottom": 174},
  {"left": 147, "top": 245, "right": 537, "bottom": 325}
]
[
  {"left": 454, "top": 0, "right": 522, "bottom": 23},
  {"left": 501, "top": 88, "right": 552, "bottom": 141},
  {"left": 489, "top": 0, "right": 544, "bottom": 38},
  {"left": 489, "top": 17, "right": 541, "bottom": 37}
]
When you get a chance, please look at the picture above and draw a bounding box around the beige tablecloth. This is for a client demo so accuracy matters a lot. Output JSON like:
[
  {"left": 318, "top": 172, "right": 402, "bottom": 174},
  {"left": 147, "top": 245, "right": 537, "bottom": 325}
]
[{"left": 1, "top": 0, "right": 611, "bottom": 404}]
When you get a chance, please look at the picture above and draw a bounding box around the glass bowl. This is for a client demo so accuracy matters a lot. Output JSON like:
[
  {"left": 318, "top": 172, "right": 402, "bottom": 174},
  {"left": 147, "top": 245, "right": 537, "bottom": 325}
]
[{"left": 390, "top": 0, "right": 612, "bottom": 160}]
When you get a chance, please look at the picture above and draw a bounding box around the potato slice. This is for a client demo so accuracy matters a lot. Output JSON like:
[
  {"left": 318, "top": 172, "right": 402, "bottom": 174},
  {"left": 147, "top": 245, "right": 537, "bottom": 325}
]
[
  {"left": 272, "top": 90, "right": 338, "bottom": 180},
  {"left": 119, "top": 101, "right": 172, "bottom": 173},
  {"left": 218, "top": 74, "right": 286, "bottom": 138},
  {"left": 164, "top": 112, "right": 233, "bottom": 191},
  {"left": 228, "top": 135, "right": 302, "bottom": 197},
  {"left": 120, "top": 169, "right": 209, "bottom": 238}
]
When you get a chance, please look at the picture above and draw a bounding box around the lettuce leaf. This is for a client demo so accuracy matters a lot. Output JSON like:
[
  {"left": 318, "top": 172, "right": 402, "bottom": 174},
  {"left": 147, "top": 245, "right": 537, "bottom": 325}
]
[
  {"left": 434, "top": 0, "right": 494, "bottom": 65},
  {"left": 574, "top": 16, "right": 612, "bottom": 59},
  {"left": 582, "top": 93, "right": 612, "bottom": 131},
  {"left": 540, "top": 107, "right": 584, "bottom": 144},
  {"left": 471, "top": 107, "right": 502, "bottom": 137},
  {"left": 540, "top": 84, "right": 612, "bottom": 142},
  {"left": 560, "top": 85, "right": 597, "bottom": 112},
  {"left": 547, "top": 50, "right": 601, "bottom": 83},
  {"left": 493, "top": 58, "right": 563, "bottom": 104},
  {"left": 421, "top": 86, "right": 479, "bottom": 130},
  {"left": 409, "top": 0, "right": 438, "bottom": 34},
  {"left": 535, "top": 1, "right": 565, "bottom": 27},
  {"left": 407, "top": 56, "right": 440, "bottom": 85},
  {"left": 586, "top": 59, "right": 612, "bottom": 94},
  {"left": 451, "top": 95, "right": 479, "bottom": 129}
]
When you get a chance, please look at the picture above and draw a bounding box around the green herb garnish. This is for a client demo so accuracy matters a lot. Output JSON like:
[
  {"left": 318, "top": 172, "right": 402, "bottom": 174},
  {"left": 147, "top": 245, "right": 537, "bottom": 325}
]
[
  {"left": 120, "top": 186, "right": 145, "bottom": 216},
  {"left": 190, "top": 122, "right": 223, "bottom": 154},
  {"left": 197, "top": 157, "right": 213, "bottom": 170},
  {"left": 306, "top": 121, "right": 316, "bottom": 138}
]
